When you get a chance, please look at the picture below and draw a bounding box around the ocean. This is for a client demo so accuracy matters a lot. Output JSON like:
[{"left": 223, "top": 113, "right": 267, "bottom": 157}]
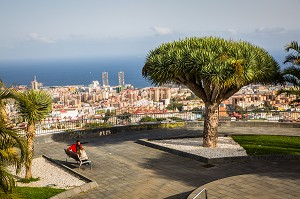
[
  {"left": 0, "top": 52, "right": 286, "bottom": 88},
  {"left": 0, "top": 57, "right": 152, "bottom": 88}
]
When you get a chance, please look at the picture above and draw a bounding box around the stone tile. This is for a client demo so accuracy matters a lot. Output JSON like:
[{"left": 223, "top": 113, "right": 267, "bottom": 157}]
[{"left": 33, "top": 128, "right": 300, "bottom": 199}]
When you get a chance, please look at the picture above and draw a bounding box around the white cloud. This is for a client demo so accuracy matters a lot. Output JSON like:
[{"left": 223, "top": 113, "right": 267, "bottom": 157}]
[
  {"left": 255, "top": 27, "right": 286, "bottom": 34},
  {"left": 227, "top": 29, "right": 237, "bottom": 35},
  {"left": 151, "top": 27, "right": 173, "bottom": 35},
  {"left": 28, "top": 33, "right": 56, "bottom": 43}
]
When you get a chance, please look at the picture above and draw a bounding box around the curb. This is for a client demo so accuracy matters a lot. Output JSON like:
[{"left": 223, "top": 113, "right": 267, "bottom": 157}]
[
  {"left": 137, "top": 138, "right": 300, "bottom": 164},
  {"left": 187, "top": 172, "right": 300, "bottom": 199},
  {"left": 42, "top": 155, "right": 98, "bottom": 199}
]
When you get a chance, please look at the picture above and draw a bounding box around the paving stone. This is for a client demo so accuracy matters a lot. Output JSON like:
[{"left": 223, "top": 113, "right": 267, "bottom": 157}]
[{"left": 34, "top": 128, "right": 300, "bottom": 199}]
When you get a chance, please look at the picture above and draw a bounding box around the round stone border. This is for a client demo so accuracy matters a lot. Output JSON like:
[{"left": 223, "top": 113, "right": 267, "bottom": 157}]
[{"left": 136, "top": 137, "right": 300, "bottom": 164}]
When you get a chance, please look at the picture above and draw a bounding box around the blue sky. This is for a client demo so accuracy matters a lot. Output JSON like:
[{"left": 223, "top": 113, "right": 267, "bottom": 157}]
[{"left": 1, "top": 0, "right": 300, "bottom": 61}]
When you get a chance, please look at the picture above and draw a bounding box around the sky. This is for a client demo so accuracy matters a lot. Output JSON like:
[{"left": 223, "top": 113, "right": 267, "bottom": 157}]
[{"left": 0, "top": 0, "right": 300, "bottom": 62}]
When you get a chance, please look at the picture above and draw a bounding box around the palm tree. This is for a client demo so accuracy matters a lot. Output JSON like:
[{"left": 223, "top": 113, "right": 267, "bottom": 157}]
[
  {"left": 14, "top": 89, "right": 52, "bottom": 179},
  {"left": 277, "top": 41, "right": 300, "bottom": 105},
  {"left": 0, "top": 86, "right": 14, "bottom": 124},
  {"left": 0, "top": 118, "right": 27, "bottom": 196},
  {"left": 143, "top": 37, "right": 280, "bottom": 147}
]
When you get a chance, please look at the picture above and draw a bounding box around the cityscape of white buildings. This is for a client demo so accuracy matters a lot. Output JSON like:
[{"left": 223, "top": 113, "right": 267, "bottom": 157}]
[{"left": 6, "top": 72, "right": 300, "bottom": 124}]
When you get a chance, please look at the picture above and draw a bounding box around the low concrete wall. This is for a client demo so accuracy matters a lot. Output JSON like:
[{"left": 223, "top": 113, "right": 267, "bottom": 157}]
[
  {"left": 35, "top": 122, "right": 189, "bottom": 144},
  {"left": 35, "top": 121, "right": 299, "bottom": 144},
  {"left": 219, "top": 121, "right": 300, "bottom": 128}
]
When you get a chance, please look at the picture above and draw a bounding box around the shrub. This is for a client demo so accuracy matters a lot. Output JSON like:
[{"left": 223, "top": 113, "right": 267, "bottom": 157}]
[
  {"left": 156, "top": 118, "right": 166, "bottom": 122},
  {"left": 140, "top": 116, "right": 157, "bottom": 122},
  {"left": 168, "top": 117, "right": 184, "bottom": 122},
  {"left": 84, "top": 122, "right": 112, "bottom": 129}
]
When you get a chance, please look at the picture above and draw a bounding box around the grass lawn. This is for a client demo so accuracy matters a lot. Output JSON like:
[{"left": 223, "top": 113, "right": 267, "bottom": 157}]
[
  {"left": 231, "top": 135, "right": 300, "bottom": 156},
  {"left": 13, "top": 187, "right": 65, "bottom": 199}
]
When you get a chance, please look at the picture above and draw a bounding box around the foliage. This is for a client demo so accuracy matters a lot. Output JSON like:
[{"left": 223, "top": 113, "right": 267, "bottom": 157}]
[
  {"left": 118, "top": 112, "right": 131, "bottom": 122},
  {"left": 13, "top": 186, "right": 65, "bottom": 199},
  {"left": 84, "top": 122, "right": 112, "bottom": 129},
  {"left": 14, "top": 90, "right": 52, "bottom": 125},
  {"left": 160, "top": 122, "right": 185, "bottom": 128},
  {"left": 277, "top": 41, "right": 300, "bottom": 105},
  {"left": 190, "top": 107, "right": 203, "bottom": 113},
  {"left": 232, "top": 135, "right": 300, "bottom": 155},
  {"left": 140, "top": 116, "right": 157, "bottom": 122},
  {"left": 131, "top": 122, "right": 186, "bottom": 130},
  {"left": 156, "top": 118, "right": 166, "bottom": 122},
  {"left": 0, "top": 110, "right": 27, "bottom": 195},
  {"left": 143, "top": 37, "right": 280, "bottom": 98},
  {"left": 166, "top": 102, "right": 183, "bottom": 111},
  {"left": 102, "top": 109, "right": 115, "bottom": 122},
  {"left": 185, "top": 93, "right": 198, "bottom": 100},
  {"left": 168, "top": 116, "right": 184, "bottom": 122},
  {"left": 14, "top": 89, "right": 52, "bottom": 179},
  {"left": 0, "top": 88, "right": 14, "bottom": 124},
  {"left": 262, "top": 101, "right": 277, "bottom": 111},
  {"left": 143, "top": 37, "right": 280, "bottom": 147},
  {"left": 16, "top": 177, "right": 40, "bottom": 183}
]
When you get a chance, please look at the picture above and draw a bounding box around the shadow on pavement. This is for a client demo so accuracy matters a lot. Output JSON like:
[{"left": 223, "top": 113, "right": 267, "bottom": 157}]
[{"left": 164, "top": 190, "right": 195, "bottom": 199}]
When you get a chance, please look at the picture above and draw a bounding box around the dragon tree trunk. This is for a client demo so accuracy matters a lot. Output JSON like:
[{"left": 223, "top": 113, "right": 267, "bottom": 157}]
[{"left": 203, "top": 102, "right": 219, "bottom": 148}]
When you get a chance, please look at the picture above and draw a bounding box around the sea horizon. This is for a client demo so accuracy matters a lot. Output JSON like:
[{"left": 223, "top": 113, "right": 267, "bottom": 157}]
[
  {"left": 0, "top": 51, "right": 286, "bottom": 89},
  {"left": 0, "top": 56, "right": 152, "bottom": 88}
]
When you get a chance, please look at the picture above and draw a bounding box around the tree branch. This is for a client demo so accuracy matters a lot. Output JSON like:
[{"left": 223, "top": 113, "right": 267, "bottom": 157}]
[
  {"left": 217, "top": 86, "right": 240, "bottom": 103},
  {"left": 186, "top": 81, "right": 207, "bottom": 102},
  {"left": 211, "top": 85, "right": 220, "bottom": 102}
]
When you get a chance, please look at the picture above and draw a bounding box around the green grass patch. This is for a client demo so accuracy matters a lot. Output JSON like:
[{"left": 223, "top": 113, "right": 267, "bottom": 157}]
[
  {"left": 232, "top": 135, "right": 300, "bottom": 156},
  {"left": 14, "top": 186, "right": 65, "bottom": 199},
  {"left": 17, "top": 177, "right": 40, "bottom": 183}
]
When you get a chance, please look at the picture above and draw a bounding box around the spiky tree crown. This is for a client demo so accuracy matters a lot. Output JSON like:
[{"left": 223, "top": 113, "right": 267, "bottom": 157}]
[{"left": 143, "top": 37, "right": 280, "bottom": 103}]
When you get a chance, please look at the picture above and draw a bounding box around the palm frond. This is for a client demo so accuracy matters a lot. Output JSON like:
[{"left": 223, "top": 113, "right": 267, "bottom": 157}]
[
  {"left": 285, "top": 41, "right": 300, "bottom": 53},
  {"left": 284, "top": 41, "right": 300, "bottom": 66},
  {"left": 0, "top": 119, "right": 26, "bottom": 194},
  {"left": 0, "top": 166, "right": 15, "bottom": 193},
  {"left": 14, "top": 90, "right": 52, "bottom": 124}
]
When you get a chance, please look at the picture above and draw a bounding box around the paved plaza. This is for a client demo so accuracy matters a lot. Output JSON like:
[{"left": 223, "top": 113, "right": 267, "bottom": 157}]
[{"left": 35, "top": 127, "right": 300, "bottom": 199}]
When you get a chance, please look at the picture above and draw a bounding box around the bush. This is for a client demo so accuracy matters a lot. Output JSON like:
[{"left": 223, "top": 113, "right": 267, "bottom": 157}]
[
  {"left": 84, "top": 122, "right": 112, "bottom": 129},
  {"left": 168, "top": 117, "right": 184, "bottom": 122},
  {"left": 156, "top": 118, "right": 166, "bottom": 122},
  {"left": 140, "top": 116, "right": 157, "bottom": 122}
]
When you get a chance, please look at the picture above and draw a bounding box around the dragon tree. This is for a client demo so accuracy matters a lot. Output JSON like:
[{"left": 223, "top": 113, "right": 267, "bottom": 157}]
[{"left": 142, "top": 37, "right": 280, "bottom": 147}]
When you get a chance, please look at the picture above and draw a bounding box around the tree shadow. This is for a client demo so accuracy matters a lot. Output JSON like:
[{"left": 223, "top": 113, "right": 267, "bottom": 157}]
[
  {"left": 164, "top": 190, "right": 195, "bottom": 199},
  {"left": 138, "top": 150, "right": 300, "bottom": 188}
]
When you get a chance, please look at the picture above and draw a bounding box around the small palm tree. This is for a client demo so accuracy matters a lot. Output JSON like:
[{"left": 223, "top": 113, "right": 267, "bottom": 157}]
[
  {"left": 0, "top": 119, "right": 27, "bottom": 196},
  {"left": 14, "top": 89, "right": 52, "bottom": 179},
  {"left": 277, "top": 41, "right": 300, "bottom": 105},
  {"left": 0, "top": 88, "right": 14, "bottom": 124},
  {"left": 143, "top": 37, "right": 280, "bottom": 147}
]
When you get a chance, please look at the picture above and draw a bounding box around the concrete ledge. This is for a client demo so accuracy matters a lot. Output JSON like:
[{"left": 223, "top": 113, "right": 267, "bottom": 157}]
[
  {"left": 137, "top": 138, "right": 300, "bottom": 164},
  {"left": 219, "top": 121, "right": 300, "bottom": 128},
  {"left": 36, "top": 122, "right": 189, "bottom": 144},
  {"left": 36, "top": 121, "right": 299, "bottom": 144},
  {"left": 43, "top": 155, "right": 98, "bottom": 199}
]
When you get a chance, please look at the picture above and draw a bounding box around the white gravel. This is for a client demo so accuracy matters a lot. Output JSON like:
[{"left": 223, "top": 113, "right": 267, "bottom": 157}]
[
  {"left": 8, "top": 157, "right": 85, "bottom": 189},
  {"left": 149, "top": 137, "right": 247, "bottom": 158}
]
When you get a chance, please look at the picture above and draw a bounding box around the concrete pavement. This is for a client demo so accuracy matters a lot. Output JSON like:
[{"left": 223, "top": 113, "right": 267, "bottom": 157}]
[{"left": 34, "top": 127, "right": 300, "bottom": 199}]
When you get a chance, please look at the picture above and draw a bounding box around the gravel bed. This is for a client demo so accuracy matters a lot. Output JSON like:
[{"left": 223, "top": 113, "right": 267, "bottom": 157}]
[
  {"left": 8, "top": 157, "right": 85, "bottom": 189},
  {"left": 149, "top": 137, "right": 247, "bottom": 158}
]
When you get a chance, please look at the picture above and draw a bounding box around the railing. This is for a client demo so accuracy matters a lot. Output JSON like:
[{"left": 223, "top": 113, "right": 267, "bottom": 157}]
[
  {"left": 192, "top": 188, "right": 208, "bottom": 199},
  {"left": 14, "top": 110, "right": 300, "bottom": 135}
]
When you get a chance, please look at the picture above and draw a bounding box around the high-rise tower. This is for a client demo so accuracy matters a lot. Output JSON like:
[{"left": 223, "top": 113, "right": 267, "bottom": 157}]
[
  {"left": 118, "top": 71, "right": 125, "bottom": 87},
  {"left": 102, "top": 72, "right": 109, "bottom": 87},
  {"left": 31, "top": 76, "right": 42, "bottom": 90}
]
